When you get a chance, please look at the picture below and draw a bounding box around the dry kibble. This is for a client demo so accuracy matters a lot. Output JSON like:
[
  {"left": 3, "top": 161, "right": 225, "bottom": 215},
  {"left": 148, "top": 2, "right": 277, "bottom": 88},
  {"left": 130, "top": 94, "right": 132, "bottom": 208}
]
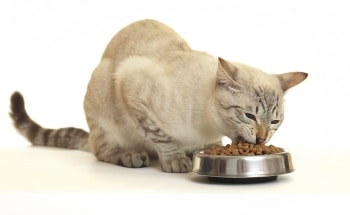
[{"left": 204, "top": 141, "right": 283, "bottom": 156}]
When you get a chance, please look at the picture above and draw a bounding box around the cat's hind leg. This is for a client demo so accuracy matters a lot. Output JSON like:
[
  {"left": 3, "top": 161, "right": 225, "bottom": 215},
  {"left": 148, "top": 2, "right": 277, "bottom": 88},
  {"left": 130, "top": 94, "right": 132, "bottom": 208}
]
[
  {"left": 89, "top": 125, "right": 151, "bottom": 168},
  {"left": 84, "top": 59, "right": 151, "bottom": 168}
]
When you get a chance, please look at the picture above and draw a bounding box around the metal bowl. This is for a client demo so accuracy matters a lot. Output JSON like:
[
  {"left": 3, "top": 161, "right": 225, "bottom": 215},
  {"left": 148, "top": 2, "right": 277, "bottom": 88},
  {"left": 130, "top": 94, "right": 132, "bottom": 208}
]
[{"left": 192, "top": 150, "right": 294, "bottom": 183}]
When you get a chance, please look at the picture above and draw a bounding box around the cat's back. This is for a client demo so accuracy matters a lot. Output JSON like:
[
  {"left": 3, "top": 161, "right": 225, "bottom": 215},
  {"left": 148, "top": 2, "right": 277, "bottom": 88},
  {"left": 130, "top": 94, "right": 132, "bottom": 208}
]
[{"left": 102, "top": 19, "right": 192, "bottom": 62}]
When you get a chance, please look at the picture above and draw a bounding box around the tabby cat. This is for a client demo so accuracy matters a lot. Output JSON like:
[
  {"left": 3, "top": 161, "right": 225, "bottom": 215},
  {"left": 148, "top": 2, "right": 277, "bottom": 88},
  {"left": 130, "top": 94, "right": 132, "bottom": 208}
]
[{"left": 10, "top": 19, "right": 307, "bottom": 173}]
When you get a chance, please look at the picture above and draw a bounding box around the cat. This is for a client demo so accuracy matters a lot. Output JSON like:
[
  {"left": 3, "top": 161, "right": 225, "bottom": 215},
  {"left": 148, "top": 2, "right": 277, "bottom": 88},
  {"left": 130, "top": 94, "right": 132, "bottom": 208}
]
[{"left": 9, "top": 19, "right": 308, "bottom": 173}]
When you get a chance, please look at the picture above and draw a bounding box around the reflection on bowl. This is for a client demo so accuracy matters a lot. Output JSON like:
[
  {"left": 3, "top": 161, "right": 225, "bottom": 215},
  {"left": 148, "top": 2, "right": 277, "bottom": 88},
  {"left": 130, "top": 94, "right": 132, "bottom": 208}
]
[{"left": 192, "top": 150, "right": 294, "bottom": 183}]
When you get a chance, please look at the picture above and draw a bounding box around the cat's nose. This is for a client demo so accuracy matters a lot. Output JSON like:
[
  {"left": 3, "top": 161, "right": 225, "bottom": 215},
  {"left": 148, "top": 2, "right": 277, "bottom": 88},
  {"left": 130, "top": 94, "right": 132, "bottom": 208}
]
[{"left": 256, "top": 137, "right": 265, "bottom": 144}]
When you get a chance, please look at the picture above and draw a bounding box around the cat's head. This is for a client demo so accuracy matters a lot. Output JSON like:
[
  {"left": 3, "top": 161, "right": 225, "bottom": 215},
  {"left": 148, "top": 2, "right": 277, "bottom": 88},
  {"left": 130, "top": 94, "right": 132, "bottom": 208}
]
[{"left": 213, "top": 57, "right": 308, "bottom": 144}]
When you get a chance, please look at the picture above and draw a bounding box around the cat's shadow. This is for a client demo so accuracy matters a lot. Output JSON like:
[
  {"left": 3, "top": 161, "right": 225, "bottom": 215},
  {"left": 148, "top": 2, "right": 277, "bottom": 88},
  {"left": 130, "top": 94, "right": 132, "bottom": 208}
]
[
  {"left": 187, "top": 174, "right": 292, "bottom": 185},
  {"left": 92, "top": 158, "right": 292, "bottom": 186},
  {"left": 138, "top": 160, "right": 292, "bottom": 186}
]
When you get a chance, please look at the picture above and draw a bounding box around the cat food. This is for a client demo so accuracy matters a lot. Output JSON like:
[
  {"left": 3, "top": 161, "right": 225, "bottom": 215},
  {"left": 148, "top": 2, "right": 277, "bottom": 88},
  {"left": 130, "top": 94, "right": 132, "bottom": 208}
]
[{"left": 204, "top": 142, "right": 283, "bottom": 156}]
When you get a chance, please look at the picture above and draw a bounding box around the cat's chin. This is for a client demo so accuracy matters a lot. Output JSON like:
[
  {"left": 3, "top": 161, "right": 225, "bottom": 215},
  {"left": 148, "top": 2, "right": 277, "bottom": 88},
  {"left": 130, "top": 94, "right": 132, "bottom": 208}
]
[{"left": 232, "top": 135, "right": 255, "bottom": 144}]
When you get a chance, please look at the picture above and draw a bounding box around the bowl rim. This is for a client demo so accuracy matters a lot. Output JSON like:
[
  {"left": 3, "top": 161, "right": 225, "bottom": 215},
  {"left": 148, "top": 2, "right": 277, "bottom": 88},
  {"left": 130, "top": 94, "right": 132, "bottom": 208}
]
[{"left": 194, "top": 149, "right": 288, "bottom": 158}]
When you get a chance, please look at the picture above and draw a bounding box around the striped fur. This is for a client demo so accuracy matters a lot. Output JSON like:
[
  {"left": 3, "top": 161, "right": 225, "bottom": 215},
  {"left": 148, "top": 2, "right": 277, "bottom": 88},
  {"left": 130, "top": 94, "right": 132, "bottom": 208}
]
[{"left": 9, "top": 92, "right": 90, "bottom": 151}]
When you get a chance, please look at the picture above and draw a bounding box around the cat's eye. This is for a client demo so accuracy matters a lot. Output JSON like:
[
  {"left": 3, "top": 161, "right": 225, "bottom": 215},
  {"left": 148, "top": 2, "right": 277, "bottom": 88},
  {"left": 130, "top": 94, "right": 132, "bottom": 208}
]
[
  {"left": 245, "top": 113, "right": 256, "bottom": 121},
  {"left": 271, "top": 120, "right": 280, "bottom": 124}
]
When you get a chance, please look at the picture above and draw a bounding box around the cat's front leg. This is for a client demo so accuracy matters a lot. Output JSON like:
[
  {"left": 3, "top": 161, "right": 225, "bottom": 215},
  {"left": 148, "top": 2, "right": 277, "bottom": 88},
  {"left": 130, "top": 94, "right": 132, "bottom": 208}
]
[
  {"left": 137, "top": 116, "right": 191, "bottom": 173},
  {"left": 156, "top": 142, "right": 192, "bottom": 173}
]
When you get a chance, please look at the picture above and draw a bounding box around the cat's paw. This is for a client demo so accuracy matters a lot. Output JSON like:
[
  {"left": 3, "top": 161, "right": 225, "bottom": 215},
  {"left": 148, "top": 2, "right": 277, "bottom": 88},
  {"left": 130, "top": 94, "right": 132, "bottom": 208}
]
[
  {"left": 120, "top": 151, "right": 150, "bottom": 168},
  {"left": 160, "top": 156, "right": 192, "bottom": 173}
]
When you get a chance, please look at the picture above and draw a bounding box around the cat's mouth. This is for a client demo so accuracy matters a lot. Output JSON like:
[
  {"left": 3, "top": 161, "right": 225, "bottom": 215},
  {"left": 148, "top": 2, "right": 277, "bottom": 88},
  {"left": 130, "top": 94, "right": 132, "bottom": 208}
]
[
  {"left": 236, "top": 136, "right": 246, "bottom": 143},
  {"left": 236, "top": 135, "right": 264, "bottom": 145},
  {"left": 236, "top": 135, "right": 253, "bottom": 144}
]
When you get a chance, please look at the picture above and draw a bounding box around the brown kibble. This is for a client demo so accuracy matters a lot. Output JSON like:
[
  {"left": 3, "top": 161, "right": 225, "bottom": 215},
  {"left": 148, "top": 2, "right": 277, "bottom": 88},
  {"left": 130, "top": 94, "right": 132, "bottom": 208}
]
[
  {"left": 256, "top": 147, "right": 262, "bottom": 154},
  {"left": 203, "top": 140, "right": 284, "bottom": 156},
  {"left": 232, "top": 148, "right": 240, "bottom": 156}
]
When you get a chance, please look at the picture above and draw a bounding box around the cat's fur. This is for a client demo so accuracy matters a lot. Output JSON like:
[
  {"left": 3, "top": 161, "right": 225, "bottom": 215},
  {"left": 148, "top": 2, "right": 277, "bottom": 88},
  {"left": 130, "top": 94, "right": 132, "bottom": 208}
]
[{"left": 9, "top": 19, "right": 307, "bottom": 173}]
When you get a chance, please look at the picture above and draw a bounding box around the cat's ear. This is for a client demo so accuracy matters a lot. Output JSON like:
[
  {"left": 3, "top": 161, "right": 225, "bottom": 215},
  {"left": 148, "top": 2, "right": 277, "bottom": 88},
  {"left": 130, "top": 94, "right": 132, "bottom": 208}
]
[
  {"left": 277, "top": 72, "right": 308, "bottom": 92},
  {"left": 216, "top": 57, "right": 242, "bottom": 91}
]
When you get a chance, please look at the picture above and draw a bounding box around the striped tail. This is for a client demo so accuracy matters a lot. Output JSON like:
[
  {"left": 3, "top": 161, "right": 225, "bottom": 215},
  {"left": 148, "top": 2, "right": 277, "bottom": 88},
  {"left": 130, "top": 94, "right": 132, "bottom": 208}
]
[{"left": 9, "top": 91, "right": 90, "bottom": 152}]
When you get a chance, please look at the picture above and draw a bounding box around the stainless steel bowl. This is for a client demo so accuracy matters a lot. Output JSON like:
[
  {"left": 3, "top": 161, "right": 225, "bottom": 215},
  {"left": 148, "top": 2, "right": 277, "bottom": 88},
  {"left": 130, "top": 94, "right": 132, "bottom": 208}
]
[{"left": 192, "top": 150, "right": 294, "bottom": 182}]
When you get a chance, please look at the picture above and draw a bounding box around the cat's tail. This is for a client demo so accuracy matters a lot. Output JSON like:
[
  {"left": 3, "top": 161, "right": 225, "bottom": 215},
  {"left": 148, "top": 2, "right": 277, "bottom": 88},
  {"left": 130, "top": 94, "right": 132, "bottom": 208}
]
[{"left": 9, "top": 91, "right": 90, "bottom": 152}]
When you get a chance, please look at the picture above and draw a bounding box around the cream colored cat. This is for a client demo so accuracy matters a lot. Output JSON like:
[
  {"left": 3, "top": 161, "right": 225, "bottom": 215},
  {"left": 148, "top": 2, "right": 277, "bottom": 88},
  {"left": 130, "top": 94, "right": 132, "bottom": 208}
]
[{"left": 10, "top": 19, "right": 307, "bottom": 173}]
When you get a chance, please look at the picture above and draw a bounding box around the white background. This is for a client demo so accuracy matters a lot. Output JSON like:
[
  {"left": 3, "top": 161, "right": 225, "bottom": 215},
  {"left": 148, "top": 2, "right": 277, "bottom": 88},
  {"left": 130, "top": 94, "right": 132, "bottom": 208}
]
[{"left": 1, "top": 0, "right": 349, "bottom": 214}]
